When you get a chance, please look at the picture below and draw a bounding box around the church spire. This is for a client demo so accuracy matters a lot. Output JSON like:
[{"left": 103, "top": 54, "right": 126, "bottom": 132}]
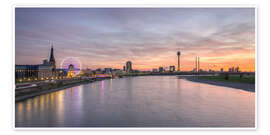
[
  {"left": 49, "top": 41, "right": 56, "bottom": 70},
  {"left": 49, "top": 43, "right": 55, "bottom": 62}
]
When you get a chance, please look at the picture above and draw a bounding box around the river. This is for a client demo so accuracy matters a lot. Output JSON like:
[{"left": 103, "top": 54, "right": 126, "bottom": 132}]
[{"left": 15, "top": 76, "right": 255, "bottom": 127}]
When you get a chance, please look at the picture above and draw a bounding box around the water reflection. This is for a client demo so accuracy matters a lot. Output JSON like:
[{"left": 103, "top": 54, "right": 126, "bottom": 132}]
[
  {"left": 16, "top": 102, "right": 24, "bottom": 123},
  {"left": 56, "top": 90, "right": 64, "bottom": 125},
  {"left": 15, "top": 76, "right": 255, "bottom": 127},
  {"left": 100, "top": 80, "right": 104, "bottom": 104}
]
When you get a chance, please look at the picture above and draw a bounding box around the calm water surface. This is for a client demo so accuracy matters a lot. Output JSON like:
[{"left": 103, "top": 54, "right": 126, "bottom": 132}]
[{"left": 15, "top": 76, "right": 255, "bottom": 127}]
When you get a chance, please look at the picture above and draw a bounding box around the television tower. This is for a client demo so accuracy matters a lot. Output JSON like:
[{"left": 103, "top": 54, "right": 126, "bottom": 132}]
[
  {"left": 198, "top": 56, "right": 200, "bottom": 73},
  {"left": 195, "top": 56, "right": 200, "bottom": 73},
  {"left": 177, "top": 50, "right": 181, "bottom": 72}
]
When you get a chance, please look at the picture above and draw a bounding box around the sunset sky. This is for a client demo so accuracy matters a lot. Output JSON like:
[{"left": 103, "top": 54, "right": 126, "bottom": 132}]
[{"left": 15, "top": 8, "right": 255, "bottom": 72}]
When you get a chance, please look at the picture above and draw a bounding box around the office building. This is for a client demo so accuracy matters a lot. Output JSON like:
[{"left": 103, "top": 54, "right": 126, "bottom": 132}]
[{"left": 126, "top": 61, "right": 132, "bottom": 72}]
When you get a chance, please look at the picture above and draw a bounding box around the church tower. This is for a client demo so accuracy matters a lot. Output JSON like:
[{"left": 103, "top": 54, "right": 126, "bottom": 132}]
[{"left": 49, "top": 44, "right": 56, "bottom": 71}]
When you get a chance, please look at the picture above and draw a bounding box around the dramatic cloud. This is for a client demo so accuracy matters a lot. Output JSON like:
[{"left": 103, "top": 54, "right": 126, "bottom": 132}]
[{"left": 15, "top": 8, "right": 255, "bottom": 71}]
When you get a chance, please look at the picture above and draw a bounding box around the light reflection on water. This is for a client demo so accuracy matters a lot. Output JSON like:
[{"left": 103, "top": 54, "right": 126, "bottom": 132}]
[
  {"left": 100, "top": 80, "right": 105, "bottom": 105},
  {"left": 15, "top": 76, "right": 255, "bottom": 127}
]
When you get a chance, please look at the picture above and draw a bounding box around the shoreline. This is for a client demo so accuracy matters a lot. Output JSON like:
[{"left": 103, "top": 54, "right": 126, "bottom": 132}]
[
  {"left": 15, "top": 75, "right": 255, "bottom": 102},
  {"left": 180, "top": 76, "right": 255, "bottom": 92},
  {"left": 15, "top": 78, "right": 110, "bottom": 102},
  {"left": 15, "top": 81, "right": 89, "bottom": 102}
]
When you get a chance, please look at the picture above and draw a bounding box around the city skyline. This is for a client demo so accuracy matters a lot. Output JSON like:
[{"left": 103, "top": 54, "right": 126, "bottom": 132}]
[{"left": 15, "top": 8, "right": 255, "bottom": 71}]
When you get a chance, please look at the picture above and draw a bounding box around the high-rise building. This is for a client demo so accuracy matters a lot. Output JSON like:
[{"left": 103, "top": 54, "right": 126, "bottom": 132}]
[
  {"left": 169, "top": 66, "right": 175, "bottom": 72},
  {"left": 220, "top": 68, "right": 224, "bottom": 72},
  {"left": 152, "top": 68, "right": 158, "bottom": 72},
  {"left": 177, "top": 50, "right": 181, "bottom": 72},
  {"left": 126, "top": 61, "right": 132, "bottom": 72},
  {"left": 159, "top": 67, "right": 164, "bottom": 72},
  {"left": 104, "top": 68, "right": 112, "bottom": 74},
  {"left": 236, "top": 67, "right": 240, "bottom": 72}
]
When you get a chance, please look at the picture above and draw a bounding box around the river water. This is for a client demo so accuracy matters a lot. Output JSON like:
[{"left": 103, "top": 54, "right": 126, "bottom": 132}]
[{"left": 15, "top": 76, "right": 255, "bottom": 127}]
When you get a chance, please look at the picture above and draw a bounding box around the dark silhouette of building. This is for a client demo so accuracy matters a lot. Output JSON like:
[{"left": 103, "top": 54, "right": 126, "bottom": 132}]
[
  {"left": 236, "top": 67, "right": 240, "bottom": 72},
  {"left": 220, "top": 68, "right": 224, "bottom": 72},
  {"left": 229, "top": 66, "right": 240, "bottom": 72},
  {"left": 159, "top": 67, "right": 164, "bottom": 72},
  {"left": 152, "top": 68, "right": 158, "bottom": 72},
  {"left": 169, "top": 66, "right": 175, "bottom": 72},
  {"left": 104, "top": 68, "right": 112, "bottom": 74},
  {"left": 126, "top": 61, "right": 132, "bottom": 72}
]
